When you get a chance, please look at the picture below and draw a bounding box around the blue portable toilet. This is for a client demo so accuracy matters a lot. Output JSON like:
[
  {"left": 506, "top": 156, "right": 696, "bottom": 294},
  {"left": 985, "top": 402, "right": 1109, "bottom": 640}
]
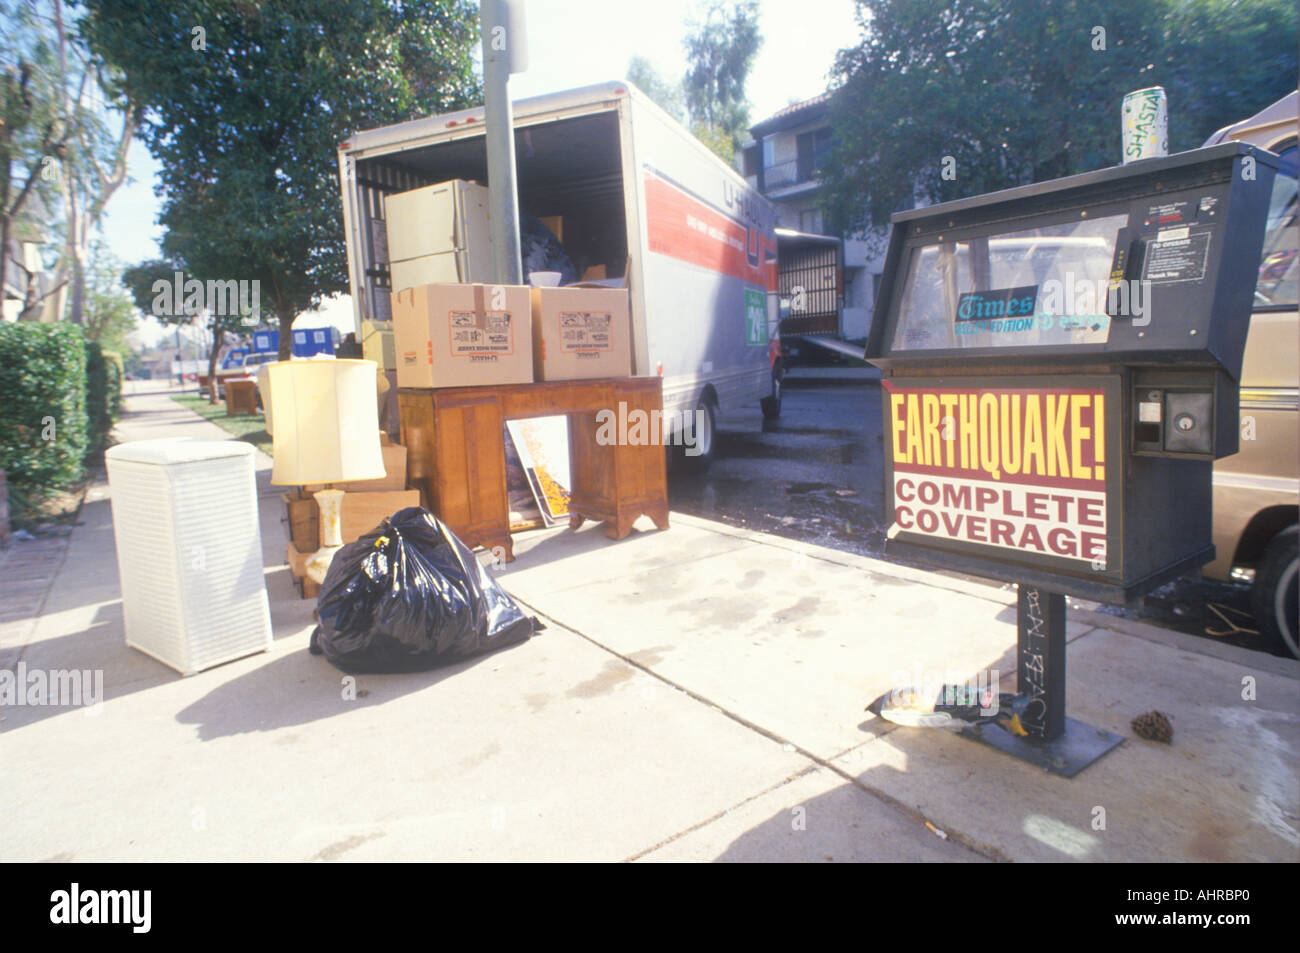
[
  {"left": 251, "top": 329, "right": 279, "bottom": 353},
  {"left": 291, "top": 326, "right": 339, "bottom": 357}
]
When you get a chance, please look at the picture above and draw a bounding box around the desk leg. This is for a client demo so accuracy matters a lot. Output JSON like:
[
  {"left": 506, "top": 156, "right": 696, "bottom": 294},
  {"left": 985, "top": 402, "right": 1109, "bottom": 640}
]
[
  {"left": 604, "top": 512, "right": 635, "bottom": 541},
  {"left": 645, "top": 500, "right": 670, "bottom": 532},
  {"left": 484, "top": 532, "right": 514, "bottom": 563},
  {"left": 566, "top": 382, "right": 670, "bottom": 540},
  {"left": 568, "top": 409, "right": 615, "bottom": 532},
  {"left": 604, "top": 503, "right": 669, "bottom": 539}
]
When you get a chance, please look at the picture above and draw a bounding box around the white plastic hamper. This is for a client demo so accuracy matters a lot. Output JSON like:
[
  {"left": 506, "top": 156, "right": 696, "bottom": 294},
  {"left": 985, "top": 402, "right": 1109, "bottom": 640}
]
[{"left": 105, "top": 439, "right": 273, "bottom": 675}]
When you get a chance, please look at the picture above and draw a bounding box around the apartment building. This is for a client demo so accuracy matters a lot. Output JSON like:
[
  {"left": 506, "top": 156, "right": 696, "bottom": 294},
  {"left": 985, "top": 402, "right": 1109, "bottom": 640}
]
[{"left": 741, "top": 93, "right": 885, "bottom": 343}]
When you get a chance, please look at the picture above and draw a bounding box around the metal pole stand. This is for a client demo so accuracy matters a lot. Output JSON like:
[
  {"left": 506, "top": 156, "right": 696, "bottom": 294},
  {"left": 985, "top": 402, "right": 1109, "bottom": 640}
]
[{"left": 960, "top": 586, "right": 1124, "bottom": 778}]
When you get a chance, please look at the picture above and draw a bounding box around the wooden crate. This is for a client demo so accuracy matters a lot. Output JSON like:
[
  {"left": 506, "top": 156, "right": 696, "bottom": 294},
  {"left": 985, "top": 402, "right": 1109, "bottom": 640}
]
[
  {"left": 225, "top": 378, "right": 258, "bottom": 415},
  {"left": 282, "top": 490, "right": 319, "bottom": 552}
]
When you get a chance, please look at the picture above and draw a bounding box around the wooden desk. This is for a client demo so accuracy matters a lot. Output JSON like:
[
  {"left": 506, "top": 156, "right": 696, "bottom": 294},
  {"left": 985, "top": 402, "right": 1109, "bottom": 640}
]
[{"left": 398, "top": 378, "right": 669, "bottom": 561}]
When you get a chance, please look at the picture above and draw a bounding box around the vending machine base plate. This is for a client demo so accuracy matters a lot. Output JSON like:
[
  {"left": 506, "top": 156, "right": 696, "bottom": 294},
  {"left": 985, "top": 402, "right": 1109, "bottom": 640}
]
[{"left": 960, "top": 717, "right": 1125, "bottom": 778}]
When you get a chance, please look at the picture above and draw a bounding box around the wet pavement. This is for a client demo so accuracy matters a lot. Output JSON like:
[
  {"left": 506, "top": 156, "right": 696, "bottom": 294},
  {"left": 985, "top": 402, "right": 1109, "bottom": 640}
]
[
  {"left": 670, "top": 374, "right": 1282, "bottom": 659},
  {"left": 672, "top": 378, "right": 886, "bottom": 557}
]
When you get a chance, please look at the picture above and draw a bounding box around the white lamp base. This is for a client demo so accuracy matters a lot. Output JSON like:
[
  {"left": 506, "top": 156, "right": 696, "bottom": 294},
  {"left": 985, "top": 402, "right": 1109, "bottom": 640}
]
[{"left": 305, "top": 487, "right": 346, "bottom": 587}]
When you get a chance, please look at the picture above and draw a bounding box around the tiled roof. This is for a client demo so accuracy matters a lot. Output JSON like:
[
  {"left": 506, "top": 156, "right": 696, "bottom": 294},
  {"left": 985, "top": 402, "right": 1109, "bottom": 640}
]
[{"left": 749, "top": 92, "right": 832, "bottom": 136}]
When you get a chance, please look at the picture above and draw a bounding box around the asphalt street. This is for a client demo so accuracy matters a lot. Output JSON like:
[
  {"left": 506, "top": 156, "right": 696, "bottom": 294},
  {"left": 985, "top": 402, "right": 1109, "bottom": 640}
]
[{"left": 669, "top": 373, "right": 1278, "bottom": 658}]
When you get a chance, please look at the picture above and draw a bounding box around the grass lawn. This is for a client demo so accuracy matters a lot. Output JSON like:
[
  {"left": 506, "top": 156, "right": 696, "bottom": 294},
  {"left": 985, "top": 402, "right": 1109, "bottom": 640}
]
[{"left": 171, "top": 393, "right": 272, "bottom": 456}]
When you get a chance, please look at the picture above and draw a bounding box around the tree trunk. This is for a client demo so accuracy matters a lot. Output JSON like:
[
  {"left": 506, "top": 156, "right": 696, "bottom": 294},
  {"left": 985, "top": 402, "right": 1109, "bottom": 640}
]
[
  {"left": 55, "top": 0, "right": 78, "bottom": 326},
  {"left": 62, "top": 176, "right": 84, "bottom": 325},
  {"left": 207, "top": 326, "right": 222, "bottom": 405},
  {"left": 276, "top": 314, "right": 293, "bottom": 361},
  {"left": 0, "top": 218, "right": 9, "bottom": 311},
  {"left": 69, "top": 252, "right": 85, "bottom": 325}
]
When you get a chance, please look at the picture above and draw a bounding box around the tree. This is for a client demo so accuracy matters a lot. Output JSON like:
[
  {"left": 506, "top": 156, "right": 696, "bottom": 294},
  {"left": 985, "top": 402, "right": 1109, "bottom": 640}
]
[
  {"left": 80, "top": 239, "right": 137, "bottom": 354},
  {"left": 821, "top": 0, "right": 1299, "bottom": 248},
  {"left": 682, "top": 0, "right": 762, "bottom": 165},
  {"left": 627, "top": 56, "right": 686, "bottom": 122},
  {"left": 1159, "top": 0, "right": 1300, "bottom": 147},
  {"left": 120, "top": 255, "right": 250, "bottom": 403},
  {"left": 0, "top": 0, "right": 138, "bottom": 324},
  {"left": 1, "top": 2, "right": 61, "bottom": 319},
  {"left": 81, "top": 0, "right": 482, "bottom": 362}
]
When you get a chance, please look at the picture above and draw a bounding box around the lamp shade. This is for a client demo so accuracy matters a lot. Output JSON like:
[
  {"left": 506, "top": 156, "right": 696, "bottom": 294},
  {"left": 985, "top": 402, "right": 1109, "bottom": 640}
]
[{"left": 269, "top": 359, "right": 386, "bottom": 486}]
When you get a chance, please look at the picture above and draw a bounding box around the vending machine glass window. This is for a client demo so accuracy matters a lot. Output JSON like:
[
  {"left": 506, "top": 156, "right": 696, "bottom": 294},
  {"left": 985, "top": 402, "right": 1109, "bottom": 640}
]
[{"left": 891, "top": 214, "right": 1128, "bottom": 352}]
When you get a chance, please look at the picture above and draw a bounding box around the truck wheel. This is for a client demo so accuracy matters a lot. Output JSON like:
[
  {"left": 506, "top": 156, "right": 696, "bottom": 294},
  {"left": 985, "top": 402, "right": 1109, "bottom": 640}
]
[
  {"left": 761, "top": 365, "right": 784, "bottom": 419},
  {"left": 1252, "top": 528, "right": 1298, "bottom": 659},
  {"left": 674, "top": 399, "right": 716, "bottom": 475}
]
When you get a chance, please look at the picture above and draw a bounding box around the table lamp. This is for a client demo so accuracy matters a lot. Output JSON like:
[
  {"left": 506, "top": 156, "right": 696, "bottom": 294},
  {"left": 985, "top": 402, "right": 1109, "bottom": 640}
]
[{"left": 269, "top": 359, "right": 386, "bottom": 584}]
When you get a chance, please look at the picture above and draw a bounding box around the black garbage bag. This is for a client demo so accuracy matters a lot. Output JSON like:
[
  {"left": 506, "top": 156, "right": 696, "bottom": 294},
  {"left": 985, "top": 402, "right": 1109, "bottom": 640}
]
[{"left": 312, "top": 507, "right": 533, "bottom": 673}]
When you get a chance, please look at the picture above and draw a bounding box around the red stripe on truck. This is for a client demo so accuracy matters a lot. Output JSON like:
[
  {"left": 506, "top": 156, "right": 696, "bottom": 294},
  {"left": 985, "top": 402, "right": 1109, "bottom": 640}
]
[{"left": 644, "top": 173, "right": 777, "bottom": 291}]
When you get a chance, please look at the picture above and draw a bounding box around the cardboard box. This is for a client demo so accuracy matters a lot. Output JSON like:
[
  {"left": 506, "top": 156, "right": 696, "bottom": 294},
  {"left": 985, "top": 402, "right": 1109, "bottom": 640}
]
[
  {"left": 539, "top": 215, "right": 563, "bottom": 243},
  {"left": 392, "top": 283, "right": 533, "bottom": 389},
  {"left": 285, "top": 542, "right": 320, "bottom": 599},
  {"left": 530, "top": 286, "right": 632, "bottom": 381},
  {"left": 282, "top": 491, "right": 319, "bottom": 553},
  {"left": 286, "top": 541, "right": 311, "bottom": 578},
  {"left": 285, "top": 488, "right": 421, "bottom": 549},
  {"left": 341, "top": 443, "right": 406, "bottom": 492},
  {"left": 306, "top": 442, "right": 407, "bottom": 493},
  {"left": 339, "top": 489, "right": 420, "bottom": 542}
]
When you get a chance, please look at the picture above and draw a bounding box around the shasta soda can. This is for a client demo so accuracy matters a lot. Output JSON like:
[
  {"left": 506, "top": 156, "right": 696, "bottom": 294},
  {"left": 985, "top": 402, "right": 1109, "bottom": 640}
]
[{"left": 1122, "top": 86, "right": 1168, "bottom": 164}]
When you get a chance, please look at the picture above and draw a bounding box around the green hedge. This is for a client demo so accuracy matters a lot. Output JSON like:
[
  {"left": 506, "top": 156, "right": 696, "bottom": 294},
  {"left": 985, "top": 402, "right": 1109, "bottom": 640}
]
[
  {"left": 106, "top": 350, "right": 123, "bottom": 419},
  {"left": 84, "top": 341, "right": 123, "bottom": 457},
  {"left": 0, "top": 323, "right": 89, "bottom": 518}
]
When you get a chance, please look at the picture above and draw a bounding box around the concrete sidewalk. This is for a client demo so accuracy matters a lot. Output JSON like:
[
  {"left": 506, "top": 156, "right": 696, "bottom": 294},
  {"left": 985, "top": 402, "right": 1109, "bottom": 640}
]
[{"left": 0, "top": 389, "right": 1296, "bottom": 862}]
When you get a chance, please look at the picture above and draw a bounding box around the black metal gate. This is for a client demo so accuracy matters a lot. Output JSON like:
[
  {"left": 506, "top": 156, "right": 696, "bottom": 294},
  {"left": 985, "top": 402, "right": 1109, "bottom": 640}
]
[{"left": 778, "top": 243, "right": 839, "bottom": 337}]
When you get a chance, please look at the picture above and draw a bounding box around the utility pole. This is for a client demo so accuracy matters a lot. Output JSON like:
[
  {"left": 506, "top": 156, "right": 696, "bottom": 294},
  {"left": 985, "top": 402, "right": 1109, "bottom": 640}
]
[{"left": 479, "top": 0, "right": 528, "bottom": 285}]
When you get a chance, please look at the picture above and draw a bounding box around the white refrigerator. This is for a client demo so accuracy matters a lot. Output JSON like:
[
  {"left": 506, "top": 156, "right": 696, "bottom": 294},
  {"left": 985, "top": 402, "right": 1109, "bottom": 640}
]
[{"left": 382, "top": 179, "right": 493, "bottom": 297}]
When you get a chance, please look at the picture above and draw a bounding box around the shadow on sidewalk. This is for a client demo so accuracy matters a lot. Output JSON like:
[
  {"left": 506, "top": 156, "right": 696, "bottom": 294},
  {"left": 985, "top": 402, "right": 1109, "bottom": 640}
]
[
  {"left": 709, "top": 765, "right": 991, "bottom": 863},
  {"left": 173, "top": 640, "right": 527, "bottom": 742},
  {"left": 0, "top": 600, "right": 175, "bottom": 733},
  {"left": 2, "top": 493, "right": 319, "bottom": 734}
]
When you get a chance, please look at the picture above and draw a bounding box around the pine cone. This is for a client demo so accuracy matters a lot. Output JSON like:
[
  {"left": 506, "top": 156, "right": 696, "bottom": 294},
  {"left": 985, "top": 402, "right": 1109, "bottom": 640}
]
[{"left": 1131, "top": 710, "right": 1173, "bottom": 743}]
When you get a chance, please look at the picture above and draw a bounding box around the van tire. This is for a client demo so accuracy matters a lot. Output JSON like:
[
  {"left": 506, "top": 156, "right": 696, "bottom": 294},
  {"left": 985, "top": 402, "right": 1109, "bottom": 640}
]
[
  {"left": 673, "top": 399, "right": 716, "bottom": 476},
  {"left": 1252, "top": 528, "right": 1298, "bottom": 659},
  {"left": 761, "top": 364, "right": 784, "bottom": 419}
]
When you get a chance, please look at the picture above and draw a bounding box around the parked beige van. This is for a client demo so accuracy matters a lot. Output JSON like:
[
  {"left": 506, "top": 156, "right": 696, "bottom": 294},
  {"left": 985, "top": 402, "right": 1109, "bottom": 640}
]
[{"left": 1202, "top": 91, "right": 1298, "bottom": 658}]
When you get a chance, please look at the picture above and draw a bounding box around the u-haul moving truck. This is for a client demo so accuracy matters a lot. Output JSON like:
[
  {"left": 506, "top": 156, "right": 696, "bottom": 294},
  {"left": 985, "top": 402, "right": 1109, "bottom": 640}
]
[{"left": 336, "top": 81, "right": 781, "bottom": 465}]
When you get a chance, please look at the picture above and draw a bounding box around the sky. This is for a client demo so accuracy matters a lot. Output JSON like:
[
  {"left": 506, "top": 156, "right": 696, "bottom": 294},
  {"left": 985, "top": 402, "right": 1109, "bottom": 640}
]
[{"left": 106, "top": 0, "right": 865, "bottom": 343}]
